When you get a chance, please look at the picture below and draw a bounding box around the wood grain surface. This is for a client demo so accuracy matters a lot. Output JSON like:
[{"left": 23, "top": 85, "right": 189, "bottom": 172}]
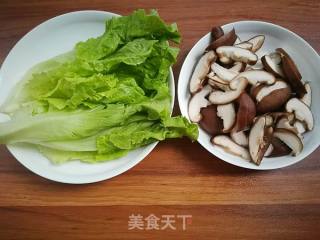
[{"left": 0, "top": 0, "right": 320, "bottom": 239}]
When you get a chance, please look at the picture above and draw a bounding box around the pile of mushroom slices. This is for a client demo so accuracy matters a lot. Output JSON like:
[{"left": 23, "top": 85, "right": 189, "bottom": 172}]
[{"left": 188, "top": 26, "right": 313, "bottom": 165}]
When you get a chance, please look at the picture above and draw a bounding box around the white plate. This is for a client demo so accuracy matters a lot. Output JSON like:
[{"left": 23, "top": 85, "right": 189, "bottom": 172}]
[
  {"left": 0, "top": 11, "right": 175, "bottom": 183},
  {"left": 178, "top": 21, "right": 320, "bottom": 170}
]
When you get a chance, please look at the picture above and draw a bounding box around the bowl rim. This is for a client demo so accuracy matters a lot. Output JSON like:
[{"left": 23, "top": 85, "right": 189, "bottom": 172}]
[
  {"left": 0, "top": 10, "right": 176, "bottom": 184},
  {"left": 178, "top": 20, "right": 320, "bottom": 170}
]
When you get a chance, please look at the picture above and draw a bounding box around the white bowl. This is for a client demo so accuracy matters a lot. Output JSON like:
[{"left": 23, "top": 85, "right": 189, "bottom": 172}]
[
  {"left": 0, "top": 11, "right": 175, "bottom": 183},
  {"left": 178, "top": 21, "right": 320, "bottom": 170}
]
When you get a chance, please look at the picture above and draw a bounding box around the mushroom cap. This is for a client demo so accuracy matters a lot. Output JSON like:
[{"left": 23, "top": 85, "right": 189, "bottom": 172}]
[
  {"left": 273, "top": 129, "right": 303, "bottom": 156},
  {"left": 261, "top": 54, "right": 284, "bottom": 78},
  {"left": 247, "top": 35, "right": 265, "bottom": 52},
  {"left": 208, "top": 78, "right": 231, "bottom": 91},
  {"left": 229, "top": 62, "right": 246, "bottom": 73},
  {"left": 189, "top": 51, "right": 216, "bottom": 94},
  {"left": 216, "top": 46, "right": 258, "bottom": 65},
  {"left": 286, "top": 98, "right": 314, "bottom": 131},
  {"left": 209, "top": 78, "right": 248, "bottom": 104},
  {"left": 235, "top": 41, "right": 253, "bottom": 50},
  {"left": 188, "top": 85, "right": 212, "bottom": 122},
  {"left": 233, "top": 92, "right": 256, "bottom": 132},
  {"left": 248, "top": 116, "right": 273, "bottom": 165},
  {"left": 206, "top": 28, "right": 237, "bottom": 51},
  {"left": 210, "top": 26, "right": 224, "bottom": 42},
  {"left": 230, "top": 70, "right": 275, "bottom": 89},
  {"left": 230, "top": 130, "right": 249, "bottom": 147},
  {"left": 199, "top": 105, "right": 223, "bottom": 136},
  {"left": 212, "top": 135, "right": 250, "bottom": 160},
  {"left": 255, "top": 81, "right": 291, "bottom": 113},
  {"left": 276, "top": 48, "right": 306, "bottom": 97},
  {"left": 211, "top": 62, "right": 238, "bottom": 81},
  {"left": 217, "top": 103, "right": 236, "bottom": 133},
  {"left": 265, "top": 137, "right": 291, "bottom": 157}
]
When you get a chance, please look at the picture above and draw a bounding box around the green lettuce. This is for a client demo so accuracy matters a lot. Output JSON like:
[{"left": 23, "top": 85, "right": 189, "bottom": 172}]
[{"left": 0, "top": 9, "right": 197, "bottom": 164}]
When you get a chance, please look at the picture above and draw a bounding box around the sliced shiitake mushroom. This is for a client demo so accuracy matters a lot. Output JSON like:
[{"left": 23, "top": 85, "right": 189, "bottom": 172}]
[
  {"left": 229, "top": 62, "right": 246, "bottom": 73},
  {"left": 286, "top": 98, "right": 314, "bottom": 131},
  {"left": 230, "top": 70, "right": 275, "bottom": 89},
  {"left": 248, "top": 116, "right": 273, "bottom": 165},
  {"left": 273, "top": 129, "right": 303, "bottom": 156},
  {"left": 211, "top": 62, "right": 238, "bottom": 81},
  {"left": 219, "top": 56, "right": 233, "bottom": 65},
  {"left": 207, "top": 72, "right": 229, "bottom": 84},
  {"left": 190, "top": 51, "right": 217, "bottom": 94},
  {"left": 209, "top": 77, "right": 248, "bottom": 104},
  {"left": 216, "top": 46, "right": 258, "bottom": 65},
  {"left": 230, "top": 130, "right": 249, "bottom": 147},
  {"left": 208, "top": 78, "right": 231, "bottom": 91},
  {"left": 255, "top": 81, "right": 291, "bottom": 113},
  {"left": 210, "top": 26, "right": 224, "bottom": 42},
  {"left": 233, "top": 92, "right": 256, "bottom": 132},
  {"left": 261, "top": 53, "right": 284, "bottom": 78},
  {"left": 235, "top": 41, "right": 253, "bottom": 50},
  {"left": 294, "top": 120, "right": 307, "bottom": 135},
  {"left": 301, "top": 82, "right": 311, "bottom": 107},
  {"left": 246, "top": 59, "right": 264, "bottom": 71},
  {"left": 217, "top": 103, "right": 236, "bottom": 133},
  {"left": 264, "top": 144, "right": 274, "bottom": 157},
  {"left": 247, "top": 35, "right": 265, "bottom": 52},
  {"left": 265, "top": 137, "right": 291, "bottom": 157},
  {"left": 206, "top": 28, "right": 237, "bottom": 51},
  {"left": 199, "top": 105, "right": 223, "bottom": 136},
  {"left": 276, "top": 117, "right": 306, "bottom": 138},
  {"left": 250, "top": 83, "right": 265, "bottom": 99},
  {"left": 188, "top": 85, "right": 212, "bottom": 122},
  {"left": 276, "top": 48, "right": 306, "bottom": 97},
  {"left": 211, "top": 135, "right": 250, "bottom": 160},
  {"left": 276, "top": 115, "right": 298, "bottom": 134},
  {"left": 267, "top": 112, "right": 294, "bottom": 123}
]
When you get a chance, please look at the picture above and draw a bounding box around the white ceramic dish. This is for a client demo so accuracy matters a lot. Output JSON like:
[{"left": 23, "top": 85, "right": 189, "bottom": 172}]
[
  {"left": 178, "top": 21, "right": 320, "bottom": 170},
  {"left": 0, "top": 11, "right": 175, "bottom": 183}
]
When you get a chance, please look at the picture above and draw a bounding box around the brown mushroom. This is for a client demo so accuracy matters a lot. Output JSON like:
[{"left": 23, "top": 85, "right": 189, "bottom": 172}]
[
  {"left": 206, "top": 28, "right": 237, "bottom": 51},
  {"left": 211, "top": 135, "right": 250, "bottom": 160},
  {"left": 216, "top": 46, "right": 258, "bottom": 65},
  {"left": 261, "top": 53, "right": 284, "bottom": 78},
  {"left": 189, "top": 51, "right": 217, "bottom": 94},
  {"left": 217, "top": 103, "right": 236, "bottom": 133},
  {"left": 247, "top": 35, "right": 265, "bottom": 52},
  {"left": 255, "top": 80, "right": 291, "bottom": 113},
  {"left": 248, "top": 116, "right": 273, "bottom": 165},
  {"left": 208, "top": 78, "right": 231, "bottom": 91},
  {"left": 286, "top": 98, "right": 314, "bottom": 131},
  {"left": 230, "top": 70, "right": 275, "bottom": 89},
  {"left": 188, "top": 85, "right": 212, "bottom": 122},
  {"left": 273, "top": 129, "right": 303, "bottom": 156},
  {"left": 209, "top": 77, "right": 248, "bottom": 104},
  {"left": 276, "top": 48, "right": 306, "bottom": 97},
  {"left": 233, "top": 92, "right": 256, "bottom": 132},
  {"left": 210, "top": 26, "right": 224, "bottom": 42},
  {"left": 229, "top": 62, "right": 246, "bottom": 73},
  {"left": 230, "top": 130, "right": 249, "bottom": 147},
  {"left": 265, "top": 137, "right": 291, "bottom": 157},
  {"left": 199, "top": 105, "right": 223, "bottom": 136},
  {"left": 211, "top": 62, "right": 238, "bottom": 81},
  {"left": 235, "top": 41, "right": 253, "bottom": 50}
]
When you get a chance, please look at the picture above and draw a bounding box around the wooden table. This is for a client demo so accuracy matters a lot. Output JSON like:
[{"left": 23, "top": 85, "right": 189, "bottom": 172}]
[{"left": 0, "top": 0, "right": 320, "bottom": 239}]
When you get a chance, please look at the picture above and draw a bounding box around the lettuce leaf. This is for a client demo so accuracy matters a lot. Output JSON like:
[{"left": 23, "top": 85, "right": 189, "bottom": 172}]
[{"left": 0, "top": 9, "right": 197, "bottom": 164}]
